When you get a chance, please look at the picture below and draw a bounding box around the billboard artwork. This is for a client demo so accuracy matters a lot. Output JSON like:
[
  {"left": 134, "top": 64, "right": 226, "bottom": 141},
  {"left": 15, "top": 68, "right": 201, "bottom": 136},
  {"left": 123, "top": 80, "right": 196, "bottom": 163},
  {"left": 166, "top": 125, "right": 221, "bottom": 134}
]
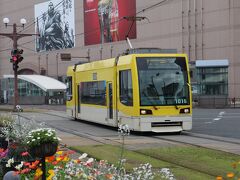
[
  {"left": 35, "top": 0, "right": 75, "bottom": 52},
  {"left": 84, "top": 0, "right": 136, "bottom": 46}
]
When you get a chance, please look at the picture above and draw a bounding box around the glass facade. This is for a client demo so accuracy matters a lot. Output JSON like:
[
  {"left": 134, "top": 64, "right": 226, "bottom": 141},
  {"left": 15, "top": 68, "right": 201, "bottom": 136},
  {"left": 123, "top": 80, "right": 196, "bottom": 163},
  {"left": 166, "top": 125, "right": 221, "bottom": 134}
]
[
  {"left": 5, "top": 78, "right": 46, "bottom": 97},
  {"left": 197, "top": 67, "right": 228, "bottom": 95}
]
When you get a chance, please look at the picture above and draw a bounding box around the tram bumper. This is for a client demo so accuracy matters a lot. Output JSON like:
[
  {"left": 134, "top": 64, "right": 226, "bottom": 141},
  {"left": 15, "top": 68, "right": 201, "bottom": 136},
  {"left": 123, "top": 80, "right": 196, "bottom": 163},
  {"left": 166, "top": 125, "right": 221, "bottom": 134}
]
[{"left": 120, "top": 116, "right": 192, "bottom": 132}]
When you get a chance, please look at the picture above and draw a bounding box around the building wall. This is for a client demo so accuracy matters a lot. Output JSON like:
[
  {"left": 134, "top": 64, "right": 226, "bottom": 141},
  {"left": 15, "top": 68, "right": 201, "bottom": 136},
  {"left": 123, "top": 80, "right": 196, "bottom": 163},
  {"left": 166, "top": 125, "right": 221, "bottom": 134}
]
[{"left": 0, "top": 0, "right": 239, "bottom": 98}]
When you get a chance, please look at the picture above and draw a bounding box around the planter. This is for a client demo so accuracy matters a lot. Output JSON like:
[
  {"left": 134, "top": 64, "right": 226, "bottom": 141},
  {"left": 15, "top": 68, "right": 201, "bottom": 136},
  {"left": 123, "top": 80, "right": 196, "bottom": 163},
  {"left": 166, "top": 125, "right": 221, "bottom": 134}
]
[
  {"left": 30, "top": 143, "right": 58, "bottom": 158},
  {"left": 0, "top": 137, "right": 8, "bottom": 150}
]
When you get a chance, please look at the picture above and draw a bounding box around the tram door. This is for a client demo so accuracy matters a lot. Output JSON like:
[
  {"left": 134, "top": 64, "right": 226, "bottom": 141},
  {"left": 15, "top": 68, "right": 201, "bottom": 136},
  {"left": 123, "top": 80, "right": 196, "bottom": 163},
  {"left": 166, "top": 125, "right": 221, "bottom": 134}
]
[{"left": 107, "top": 82, "right": 113, "bottom": 120}]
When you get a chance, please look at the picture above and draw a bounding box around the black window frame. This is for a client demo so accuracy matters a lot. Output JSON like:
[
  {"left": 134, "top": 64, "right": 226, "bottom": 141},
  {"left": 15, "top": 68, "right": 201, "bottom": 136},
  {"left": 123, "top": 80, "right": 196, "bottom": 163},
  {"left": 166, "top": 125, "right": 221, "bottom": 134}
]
[
  {"left": 119, "top": 70, "right": 133, "bottom": 106},
  {"left": 80, "top": 81, "right": 106, "bottom": 106}
]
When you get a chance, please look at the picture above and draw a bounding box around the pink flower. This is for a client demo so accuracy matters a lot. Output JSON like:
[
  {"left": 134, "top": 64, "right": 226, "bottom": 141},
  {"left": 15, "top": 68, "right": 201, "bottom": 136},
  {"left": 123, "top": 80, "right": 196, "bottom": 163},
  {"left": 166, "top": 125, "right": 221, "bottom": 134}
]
[{"left": 21, "top": 151, "right": 29, "bottom": 156}]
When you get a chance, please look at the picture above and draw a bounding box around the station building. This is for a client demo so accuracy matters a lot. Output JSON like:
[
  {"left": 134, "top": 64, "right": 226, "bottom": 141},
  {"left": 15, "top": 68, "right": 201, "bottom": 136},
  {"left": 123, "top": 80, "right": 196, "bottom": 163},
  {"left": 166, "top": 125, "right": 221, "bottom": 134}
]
[
  {"left": 0, "top": 0, "right": 239, "bottom": 106},
  {"left": 1, "top": 75, "right": 66, "bottom": 105}
]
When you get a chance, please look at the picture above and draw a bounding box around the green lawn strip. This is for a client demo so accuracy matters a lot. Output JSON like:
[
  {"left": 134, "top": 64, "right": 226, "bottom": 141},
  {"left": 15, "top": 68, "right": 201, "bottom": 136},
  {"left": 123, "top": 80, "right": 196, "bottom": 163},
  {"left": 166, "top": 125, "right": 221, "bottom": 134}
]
[
  {"left": 137, "top": 145, "right": 240, "bottom": 177},
  {"left": 70, "top": 144, "right": 214, "bottom": 179}
]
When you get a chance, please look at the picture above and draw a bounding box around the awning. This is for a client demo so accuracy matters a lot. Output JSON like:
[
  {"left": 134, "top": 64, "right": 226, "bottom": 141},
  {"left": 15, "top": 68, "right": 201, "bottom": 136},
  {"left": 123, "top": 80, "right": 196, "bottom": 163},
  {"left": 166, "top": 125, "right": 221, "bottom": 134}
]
[{"left": 3, "top": 75, "right": 66, "bottom": 92}]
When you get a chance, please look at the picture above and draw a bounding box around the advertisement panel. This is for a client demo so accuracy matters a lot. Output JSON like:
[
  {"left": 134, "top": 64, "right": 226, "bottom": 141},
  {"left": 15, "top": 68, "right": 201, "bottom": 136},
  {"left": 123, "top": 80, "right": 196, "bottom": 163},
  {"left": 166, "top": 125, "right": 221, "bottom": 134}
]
[
  {"left": 84, "top": 0, "right": 136, "bottom": 46},
  {"left": 35, "top": 0, "right": 75, "bottom": 52}
]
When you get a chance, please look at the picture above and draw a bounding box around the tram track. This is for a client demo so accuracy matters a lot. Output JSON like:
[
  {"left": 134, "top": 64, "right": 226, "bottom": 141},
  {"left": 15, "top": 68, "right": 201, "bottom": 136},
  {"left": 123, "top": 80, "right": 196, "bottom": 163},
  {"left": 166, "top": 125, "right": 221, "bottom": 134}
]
[{"left": 17, "top": 112, "right": 240, "bottom": 155}]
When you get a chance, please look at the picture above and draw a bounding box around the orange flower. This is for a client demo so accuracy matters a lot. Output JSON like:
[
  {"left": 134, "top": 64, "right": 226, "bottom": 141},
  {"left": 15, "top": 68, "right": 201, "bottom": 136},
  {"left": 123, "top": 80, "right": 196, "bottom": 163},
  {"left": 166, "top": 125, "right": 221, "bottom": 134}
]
[
  {"left": 0, "top": 148, "right": 4, "bottom": 153},
  {"left": 216, "top": 176, "right": 223, "bottom": 180},
  {"left": 227, "top": 172, "right": 235, "bottom": 178},
  {"left": 46, "top": 156, "right": 55, "bottom": 163},
  {"left": 105, "top": 174, "right": 113, "bottom": 179}
]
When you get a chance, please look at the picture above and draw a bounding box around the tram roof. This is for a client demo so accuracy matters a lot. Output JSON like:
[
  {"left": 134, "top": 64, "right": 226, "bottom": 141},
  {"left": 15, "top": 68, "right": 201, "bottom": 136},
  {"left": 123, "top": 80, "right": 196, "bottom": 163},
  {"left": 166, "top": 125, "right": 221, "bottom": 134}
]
[{"left": 3, "top": 75, "right": 66, "bottom": 92}]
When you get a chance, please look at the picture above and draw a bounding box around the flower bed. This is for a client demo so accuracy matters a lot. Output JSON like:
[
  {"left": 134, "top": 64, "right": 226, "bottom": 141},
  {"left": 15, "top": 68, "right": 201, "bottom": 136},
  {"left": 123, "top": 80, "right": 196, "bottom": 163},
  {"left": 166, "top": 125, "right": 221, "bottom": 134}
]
[
  {"left": 9, "top": 147, "right": 154, "bottom": 180},
  {"left": 0, "top": 115, "right": 155, "bottom": 179}
]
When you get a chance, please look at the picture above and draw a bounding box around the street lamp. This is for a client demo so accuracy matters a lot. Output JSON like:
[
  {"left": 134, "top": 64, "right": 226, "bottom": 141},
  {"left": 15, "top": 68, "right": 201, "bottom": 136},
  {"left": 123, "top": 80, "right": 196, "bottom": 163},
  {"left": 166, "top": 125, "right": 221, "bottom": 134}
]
[{"left": 0, "top": 17, "right": 38, "bottom": 111}]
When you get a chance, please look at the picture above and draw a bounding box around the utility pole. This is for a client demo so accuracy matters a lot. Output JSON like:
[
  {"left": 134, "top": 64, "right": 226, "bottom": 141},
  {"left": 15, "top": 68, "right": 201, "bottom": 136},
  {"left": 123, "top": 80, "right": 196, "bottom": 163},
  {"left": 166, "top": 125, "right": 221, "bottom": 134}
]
[{"left": 0, "top": 18, "right": 39, "bottom": 111}]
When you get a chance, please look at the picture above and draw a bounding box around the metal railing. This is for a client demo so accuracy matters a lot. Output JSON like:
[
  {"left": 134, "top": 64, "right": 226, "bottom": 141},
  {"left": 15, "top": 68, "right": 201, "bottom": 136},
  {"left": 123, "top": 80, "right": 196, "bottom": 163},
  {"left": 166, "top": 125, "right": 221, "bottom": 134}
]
[{"left": 193, "top": 96, "right": 240, "bottom": 108}]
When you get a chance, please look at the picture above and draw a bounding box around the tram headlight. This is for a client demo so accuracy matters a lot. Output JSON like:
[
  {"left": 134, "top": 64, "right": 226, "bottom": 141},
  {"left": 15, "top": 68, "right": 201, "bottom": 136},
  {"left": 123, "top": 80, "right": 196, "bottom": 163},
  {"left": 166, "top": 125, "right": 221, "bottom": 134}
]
[
  {"left": 140, "top": 109, "right": 152, "bottom": 115},
  {"left": 180, "top": 108, "right": 190, "bottom": 114}
]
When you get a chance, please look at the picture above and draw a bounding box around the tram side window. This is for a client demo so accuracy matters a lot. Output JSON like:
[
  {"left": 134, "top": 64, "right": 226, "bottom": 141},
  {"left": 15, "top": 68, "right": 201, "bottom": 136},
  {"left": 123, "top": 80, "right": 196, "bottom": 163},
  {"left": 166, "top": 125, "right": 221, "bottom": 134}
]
[
  {"left": 119, "top": 70, "right": 133, "bottom": 106},
  {"left": 66, "top": 76, "right": 72, "bottom": 101},
  {"left": 81, "top": 81, "right": 106, "bottom": 106}
]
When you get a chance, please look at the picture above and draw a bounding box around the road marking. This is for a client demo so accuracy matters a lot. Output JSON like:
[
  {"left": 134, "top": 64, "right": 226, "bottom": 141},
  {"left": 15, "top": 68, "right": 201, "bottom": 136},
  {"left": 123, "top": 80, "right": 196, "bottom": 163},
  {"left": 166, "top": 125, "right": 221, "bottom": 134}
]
[
  {"left": 204, "top": 121, "right": 213, "bottom": 124},
  {"left": 212, "top": 111, "right": 225, "bottom": 121},
  {"left": 219, "top": 111, "right": 225, "bottom": 116}
]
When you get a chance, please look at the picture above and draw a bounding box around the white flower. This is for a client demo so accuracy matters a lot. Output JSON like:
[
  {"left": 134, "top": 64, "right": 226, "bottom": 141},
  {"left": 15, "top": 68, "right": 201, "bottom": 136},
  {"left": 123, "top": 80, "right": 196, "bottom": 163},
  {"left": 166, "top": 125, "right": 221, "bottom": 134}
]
[
  {"left": 6, "top": 158, "right": 14, "bottom": 167},
  {"left": 15, "top": 161, "right": 24, "bottom": 170},
  {"left": 86, "top": 158, "right": 94, "bottom": 164},
  {"left": 79, "top": 153, "right": 88, "bottom": 160}
]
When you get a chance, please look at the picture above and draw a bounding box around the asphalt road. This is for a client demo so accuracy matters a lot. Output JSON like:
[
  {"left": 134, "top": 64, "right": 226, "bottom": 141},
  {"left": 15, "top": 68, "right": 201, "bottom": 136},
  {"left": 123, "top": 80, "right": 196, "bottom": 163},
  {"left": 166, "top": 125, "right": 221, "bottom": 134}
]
[{"left": 192, "top": 108, "right": 240, "bottom": 139}]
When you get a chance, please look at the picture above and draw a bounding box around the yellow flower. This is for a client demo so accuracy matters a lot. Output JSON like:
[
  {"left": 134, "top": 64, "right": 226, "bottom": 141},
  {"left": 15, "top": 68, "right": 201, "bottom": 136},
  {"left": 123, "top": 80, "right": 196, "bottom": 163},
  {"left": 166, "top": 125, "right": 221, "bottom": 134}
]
[
  {"left": 227, "top": 172, "right": 234, "bottom": 178},
  {"left": 47, "top": 170, "right": 55, "bottom": 180},
  {"left": 63, "top": 156, "right": 69, "bottom": 162},
  {"left": 56, "top": 151, "right": 63, "bottom": 155},
  {"left": 35, "top": 168, "right": 43, "bottom": 178},
  {"left": 56, "top": 157, "right": 62, "bottom": 161},
  {"left": 88, "top": 176, "right": 94, "bottom": 180}
]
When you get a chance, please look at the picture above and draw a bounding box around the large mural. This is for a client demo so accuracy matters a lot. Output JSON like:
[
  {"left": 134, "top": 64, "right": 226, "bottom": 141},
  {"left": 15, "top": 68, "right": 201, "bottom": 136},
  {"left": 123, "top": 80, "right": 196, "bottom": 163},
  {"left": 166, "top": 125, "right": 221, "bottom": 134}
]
[
  {"left": 84, "top": 0, "right": 136, "bottom": 46},
  {"left": 35, "top": 0, "right": 75, "bottom": 52}
]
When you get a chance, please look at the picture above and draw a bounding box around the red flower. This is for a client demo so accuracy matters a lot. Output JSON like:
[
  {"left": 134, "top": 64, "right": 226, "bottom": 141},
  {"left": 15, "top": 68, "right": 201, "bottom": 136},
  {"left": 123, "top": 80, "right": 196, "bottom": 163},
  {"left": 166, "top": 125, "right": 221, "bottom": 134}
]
[
  {"left": 52, "top": 161, "right": 59, "bottom": 165},
  {"left": 21, "top": 151, "right": 29, "bottom": 156},
  {"left": 67, "top": 150, "right": 76, "bottom": 154},
  {"left": 24, "top": 162, "right": 31, "bottom": 167},
  {"left": 10, "top": 143, "right": 17, "bottom": 149},
  {"left": 29, "top": 160, "right": 40, "bottom": 169},
  {"left": 21, "top": 168, "right": 31, "bottom": 174}
]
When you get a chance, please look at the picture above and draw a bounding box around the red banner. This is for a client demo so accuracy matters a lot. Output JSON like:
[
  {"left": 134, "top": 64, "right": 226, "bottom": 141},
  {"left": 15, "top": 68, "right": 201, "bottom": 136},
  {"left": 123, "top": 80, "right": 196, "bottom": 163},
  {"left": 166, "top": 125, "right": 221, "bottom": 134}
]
[{"left": 84, "top": 0, "right": 136, "bottom": 45}]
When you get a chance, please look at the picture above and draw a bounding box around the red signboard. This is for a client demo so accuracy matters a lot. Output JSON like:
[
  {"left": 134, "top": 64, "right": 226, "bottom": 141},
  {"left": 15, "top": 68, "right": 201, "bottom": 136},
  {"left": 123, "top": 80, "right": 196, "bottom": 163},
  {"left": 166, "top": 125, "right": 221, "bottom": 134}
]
[{"left": 84, "top": 0, "right": 136, "bottom": 46}]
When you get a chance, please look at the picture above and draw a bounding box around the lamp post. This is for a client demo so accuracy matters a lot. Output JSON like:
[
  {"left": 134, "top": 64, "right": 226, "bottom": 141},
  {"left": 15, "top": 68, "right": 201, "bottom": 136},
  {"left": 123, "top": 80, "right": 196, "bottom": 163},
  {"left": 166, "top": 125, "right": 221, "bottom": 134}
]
[{"left": 0, "top": 17, "right": 38, "bottom": 111}]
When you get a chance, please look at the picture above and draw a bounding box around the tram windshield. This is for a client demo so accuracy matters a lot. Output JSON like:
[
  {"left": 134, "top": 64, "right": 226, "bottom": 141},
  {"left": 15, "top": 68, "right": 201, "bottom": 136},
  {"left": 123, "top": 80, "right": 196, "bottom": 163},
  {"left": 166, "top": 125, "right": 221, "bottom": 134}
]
[{"left": 137, "top": 57, "right": 190, "bottom": 106}]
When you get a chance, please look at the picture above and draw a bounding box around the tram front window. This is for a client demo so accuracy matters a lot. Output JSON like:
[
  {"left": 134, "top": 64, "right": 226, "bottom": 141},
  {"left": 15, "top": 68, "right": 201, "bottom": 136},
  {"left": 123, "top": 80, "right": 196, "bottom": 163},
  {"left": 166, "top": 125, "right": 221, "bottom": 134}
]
[{"left": 137, "top": 57, "right": 190, "bottom": 106}]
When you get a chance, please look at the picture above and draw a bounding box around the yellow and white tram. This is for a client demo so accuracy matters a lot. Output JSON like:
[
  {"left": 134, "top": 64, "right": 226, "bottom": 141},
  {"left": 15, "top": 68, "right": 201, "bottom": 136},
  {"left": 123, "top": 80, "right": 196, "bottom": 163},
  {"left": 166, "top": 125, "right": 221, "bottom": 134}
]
[{"left": 66, "top": 48, "right": 192, "bottom": 132}]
